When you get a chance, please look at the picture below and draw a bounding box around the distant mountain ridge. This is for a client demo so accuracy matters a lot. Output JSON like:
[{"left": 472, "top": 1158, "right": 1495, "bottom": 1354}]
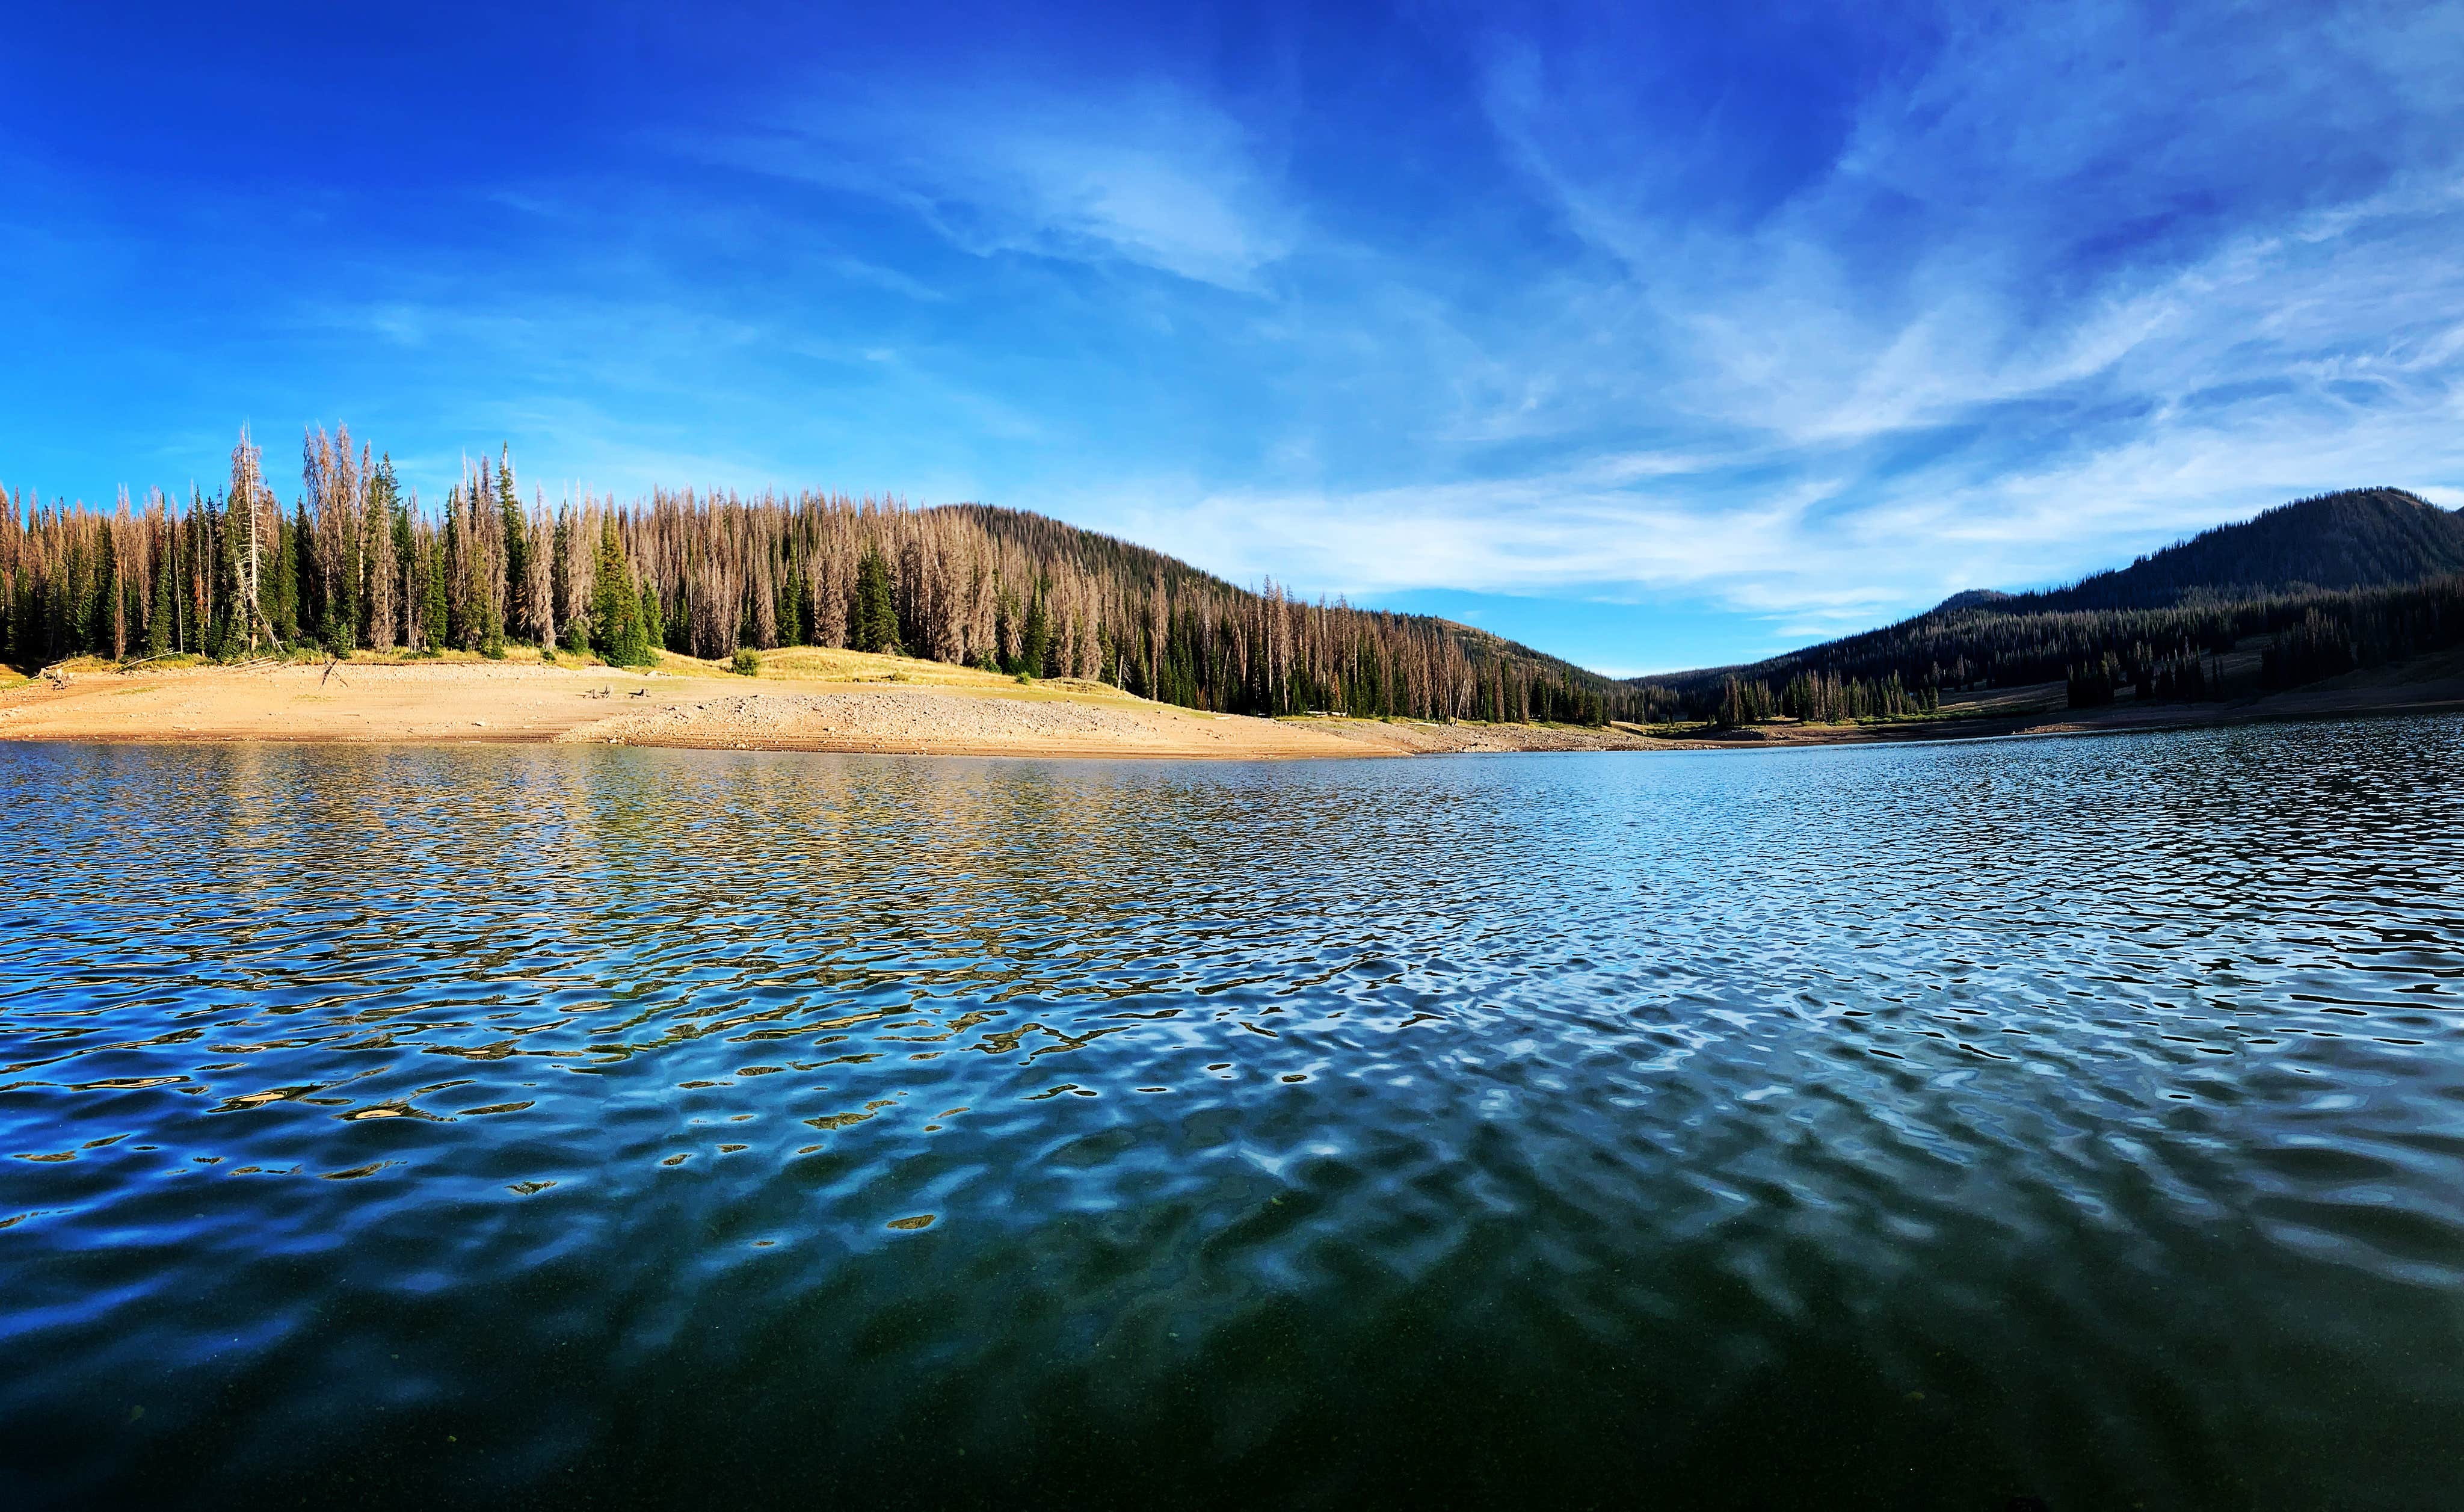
[
  {"left": 1959, "top": 488, "right": 2464, "bottom": 616},
  {"left": 1630, "top": 486, "right": 2464, "bottom": 710}
]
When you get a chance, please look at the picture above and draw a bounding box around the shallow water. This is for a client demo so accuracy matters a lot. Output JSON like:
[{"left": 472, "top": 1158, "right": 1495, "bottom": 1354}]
[{"left": 3, "top": 721, "right": 2462, "bottom": 1508}]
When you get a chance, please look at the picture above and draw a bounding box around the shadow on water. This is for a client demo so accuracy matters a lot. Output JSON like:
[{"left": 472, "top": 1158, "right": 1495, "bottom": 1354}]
[{"left": 3, "top": 719, "right": 2463, "bottom": 1507}]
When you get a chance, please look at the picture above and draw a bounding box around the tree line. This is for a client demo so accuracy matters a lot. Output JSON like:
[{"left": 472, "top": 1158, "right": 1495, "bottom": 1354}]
[
  {"left": 1636, "top": 486, "right": 2464, "bottom": 720},
  {"left": 1706, "top": 669, "right": 1939, "bottom": 729},
  {"left": 1, "top": 427, "right": 1630, "bottom": 725},
  {"left": 1995, "top": 487, "right": 2464, "bottom": 614},
  {"left": 1642, "top": 576, "right": 2464, "bottom": 718}
]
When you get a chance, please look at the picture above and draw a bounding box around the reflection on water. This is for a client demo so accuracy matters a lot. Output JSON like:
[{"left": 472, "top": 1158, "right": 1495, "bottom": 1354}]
[{"left": 3, "top": 722, "right": 2463, "bottom": 1507}]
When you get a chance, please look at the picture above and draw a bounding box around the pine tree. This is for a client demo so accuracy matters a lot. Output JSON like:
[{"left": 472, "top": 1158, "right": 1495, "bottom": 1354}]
[
  {"left": 420, "top": 534, "right": 449, "bottom": 652},
  {"left": 639, "top": 578, "right": 665, "bottom": 659},
  {"left": 498, "top": 448, "right": 528, "bottom": 646},
  {"left": 277, "top": 504, "right": 309, "bottom": 644},
  {"left": 442, "top": 492, "right": 468, "bottom": 649},
  {"left": 208, "top": 496, "right": 244, "bottom": 659},
  {"left": 853, "top": 548, "right": 899, "bottom": 653},
  {"left": 1020, "top": 590, "right": 1050, "bottom": 677},
  {"left": 104, "top": 546, "right": 125, "bottom": 660},
  {"left": 147, "top": 545, "right": 173, "bottom": 657},
  {"left": 591, "top": 517, "right": 648, "bottom": 666}
]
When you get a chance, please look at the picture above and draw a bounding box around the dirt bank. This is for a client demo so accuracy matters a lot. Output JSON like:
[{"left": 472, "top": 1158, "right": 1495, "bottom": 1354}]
[{"left": 0, "top": 651, "right": 1652, "bottom": 759}]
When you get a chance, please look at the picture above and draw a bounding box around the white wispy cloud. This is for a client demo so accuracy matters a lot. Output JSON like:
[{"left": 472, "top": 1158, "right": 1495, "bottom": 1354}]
[{"left": 708, "top": 80, "right": 1297, "bottom": 292}]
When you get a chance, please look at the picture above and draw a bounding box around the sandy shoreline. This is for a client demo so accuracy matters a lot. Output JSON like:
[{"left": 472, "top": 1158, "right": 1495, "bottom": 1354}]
[
  {"left": 0, "top": 650, "right": 1663, "bottom": 760},
  {"left": 3, "top": 644, "right": 2458, "bottom": 759}
]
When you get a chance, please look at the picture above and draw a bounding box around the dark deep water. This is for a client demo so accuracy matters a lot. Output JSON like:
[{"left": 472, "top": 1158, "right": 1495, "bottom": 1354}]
[{"left": 4, "top": 721, "right": 2463, "bottom": 1509}]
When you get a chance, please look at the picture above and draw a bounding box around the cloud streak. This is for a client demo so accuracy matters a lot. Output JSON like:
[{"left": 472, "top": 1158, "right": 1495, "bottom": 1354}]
[{"left": 712, "top": 79, "right": 1297, "bottom": 291}]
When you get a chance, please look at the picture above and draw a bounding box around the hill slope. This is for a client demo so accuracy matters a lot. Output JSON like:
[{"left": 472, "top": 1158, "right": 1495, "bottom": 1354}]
[
  {"left": 1631, "top": 486, "right": 2464, "bottom": 714},
  {"left": 1995, "top": 488, "right": 2464, "bottom": 613},
  {"left": 1, "top": 443, "right": 1634, "bottom": 726},
  {"left": 948, "top": 502, "right": 1617, "bottom": 711}
]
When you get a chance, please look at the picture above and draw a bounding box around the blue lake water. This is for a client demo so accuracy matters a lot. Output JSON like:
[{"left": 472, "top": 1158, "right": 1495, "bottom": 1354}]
[{"left": 3, "top": 721, "right": 2462, "bottom": 1508}]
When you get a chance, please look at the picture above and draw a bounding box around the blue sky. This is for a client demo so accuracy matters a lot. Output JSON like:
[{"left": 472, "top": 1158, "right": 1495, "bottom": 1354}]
[{"left": 3, "top": 2, "right": 2460, "bottom": 674}]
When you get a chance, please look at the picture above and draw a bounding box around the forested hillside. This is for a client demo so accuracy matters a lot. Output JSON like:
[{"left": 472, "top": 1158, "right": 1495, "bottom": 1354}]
[
  {"left": 1634, "top": 487, "right": 2464, "bottom": 721},
  {"left": 1978, "top": 488, "right": 2464, "bottom": 613},
  {"left": 1, "top": 427, "right": 1628, "bottom": 724}
]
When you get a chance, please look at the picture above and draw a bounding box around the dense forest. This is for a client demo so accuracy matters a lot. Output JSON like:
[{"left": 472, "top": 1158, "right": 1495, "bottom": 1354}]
[
  {"left": 0, "top": 427, "right": 1627, "bottom": 725},
  {"left": 1998, "top": 487, "right": 2464, "bottom": 612},
  {"left": 1640, "top": 488, "right": 2464, "bottom": 721}
]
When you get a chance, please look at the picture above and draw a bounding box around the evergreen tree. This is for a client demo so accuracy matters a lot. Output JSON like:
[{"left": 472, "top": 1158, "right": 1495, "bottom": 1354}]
[
  {"left": 1020, "top": 590, "right": 1051, "bottom": 677},
  {"left": 591, "top": 518, "right": 649, "bottom": 666},
  {"left": 420, "top": 535, "right": 449, "bottom": 651},
  {"left": 277, "top": 504, "right": 309, "bottom": 644},
  {"left": 499, "top": 448, "right": 528, "bottom": 644},
  {"left": 777, "top": 565, "right": 801, "bottom": 647},
  {"left": 327, "top": 516, "right": 359, "bottom": 653},
  {"left": 208, "top": 499, "right": 244, "bottom": 659},
  {"left": 147, "top": 549, "right": 173, "bottom": 657},
  {"left": 103, "top": 549, "right": 125, "bottom": 659},
  {"left": 852, "top": 548, "right": 899, "bottom": 653},
  {"left": 552, "top": 505, "right": 584, "bottom": 653},
  {"left": 442, "top": 496, "right": 466, "bottom": 649},
  {"left": 63, "top": 533, "right": 94, "bottom": 653},
  {"left": 639, "top": 578, "right": 665, "bottom": 659}
]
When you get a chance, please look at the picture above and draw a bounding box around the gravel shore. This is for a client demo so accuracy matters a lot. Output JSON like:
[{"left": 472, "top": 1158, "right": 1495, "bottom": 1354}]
[{"left": 0, "top": 656, "right": 1656, "bottom": 759}]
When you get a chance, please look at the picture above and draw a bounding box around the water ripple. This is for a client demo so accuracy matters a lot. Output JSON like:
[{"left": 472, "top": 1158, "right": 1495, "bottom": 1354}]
[{"left": 4, "top": 720, "right": 2463, "bottom": 1506}]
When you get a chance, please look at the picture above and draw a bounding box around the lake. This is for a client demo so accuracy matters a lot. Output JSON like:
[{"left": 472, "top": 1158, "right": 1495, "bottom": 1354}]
[{"left": 4, "top": 721, "right": 2462, "bottom": 1508}]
